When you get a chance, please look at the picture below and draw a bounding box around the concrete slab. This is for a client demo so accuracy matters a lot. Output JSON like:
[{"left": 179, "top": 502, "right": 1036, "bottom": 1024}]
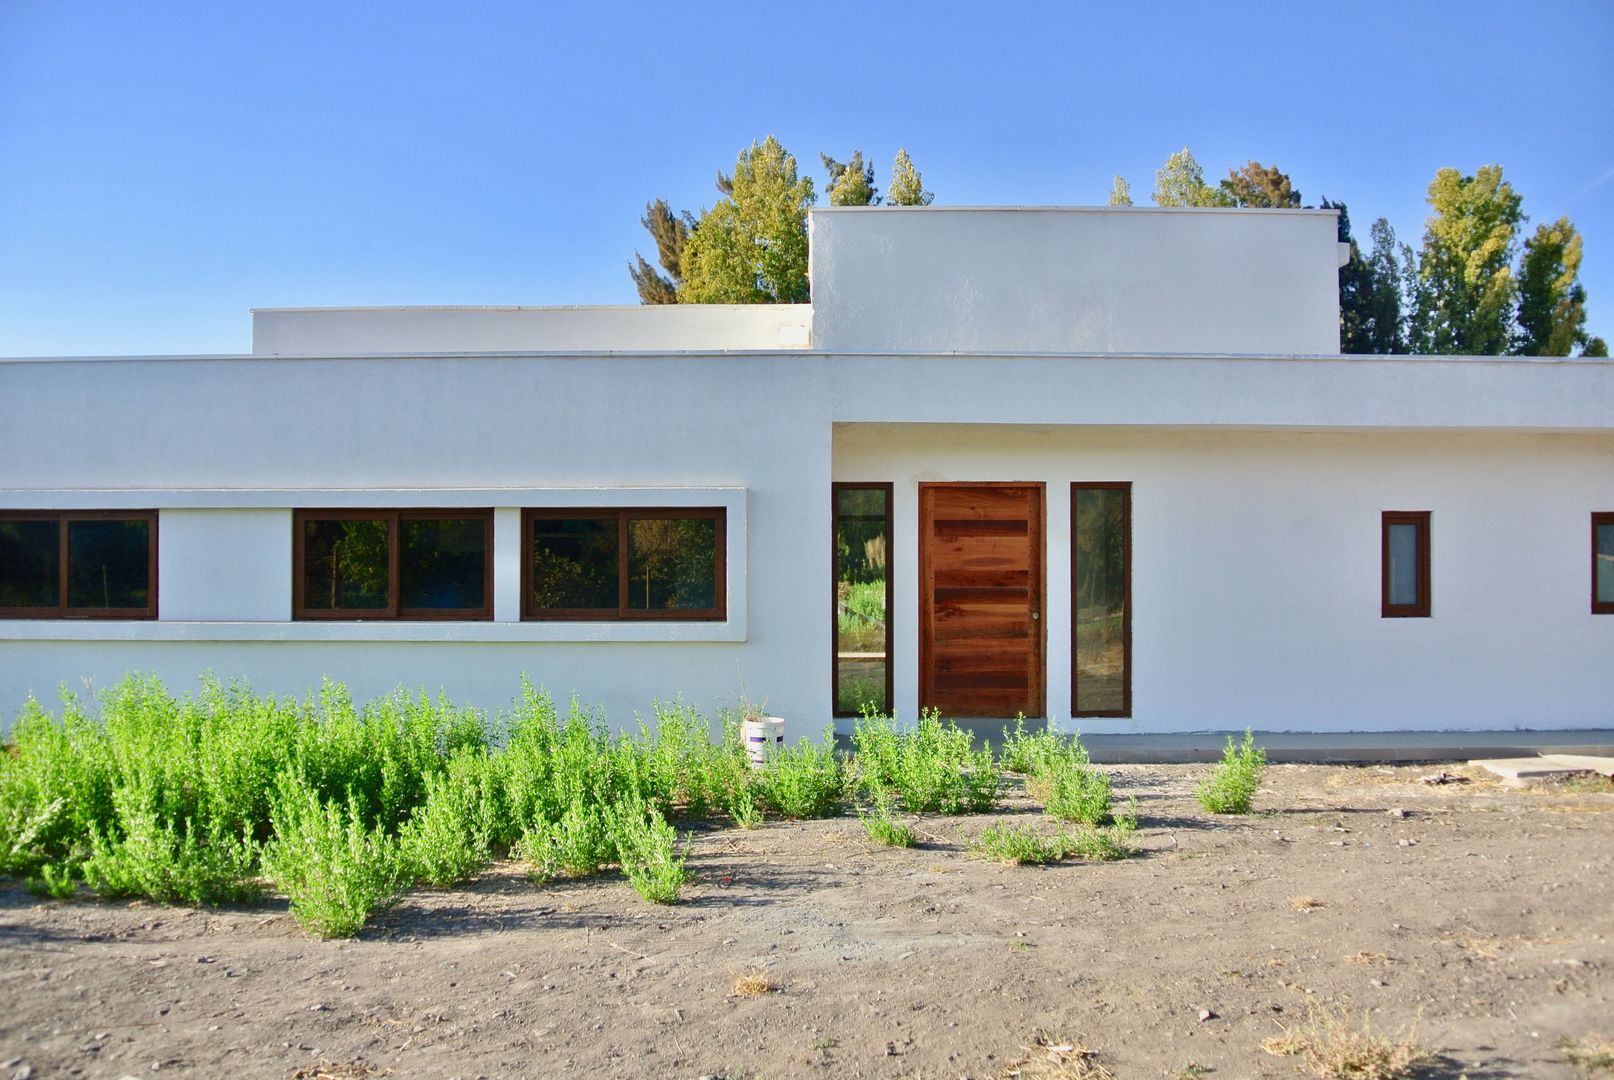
[{"left": 1469, "top": 754, "right": 1614, "bottom": 786}]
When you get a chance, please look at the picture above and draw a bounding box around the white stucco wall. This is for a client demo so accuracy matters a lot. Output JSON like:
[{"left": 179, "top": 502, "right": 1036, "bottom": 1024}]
[
  {"left": 3, "top": 349, "right": 1612, "bottom": 733},
  {"left": 809, "top": 207, "right": 1343, "bottom": 356},
  {"left": 834, "top": 424, "right": 1614, "bottom": 734},
  {"left": 251, "top": 304, "right": 813, "bottom": 356}
]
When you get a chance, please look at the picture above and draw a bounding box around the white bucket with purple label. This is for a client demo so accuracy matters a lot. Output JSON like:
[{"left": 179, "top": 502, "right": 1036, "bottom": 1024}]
[{"left": 741, "top": 716, "right": 786, "bottom": 768}]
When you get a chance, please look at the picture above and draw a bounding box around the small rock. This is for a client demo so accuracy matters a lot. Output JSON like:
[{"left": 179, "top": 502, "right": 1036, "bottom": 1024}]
[
  {"left": 1371, "top": 978, "right": 1386, "bottom": 987},
  {"left": 1387, "top": 807, "right": 1408, "bottom": 819},
  {"left": 1198, "top": 1009, "right": 1215, "bottom": 1022},
  {"left": 14, "top": 1064, "right": 34, "bottom": 1080},
  {"left": 886, "top": 1041, "right": 899, "bottom": 1056}
]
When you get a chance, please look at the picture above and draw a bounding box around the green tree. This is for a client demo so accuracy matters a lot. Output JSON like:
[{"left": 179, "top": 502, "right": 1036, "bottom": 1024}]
[
  {"left": 885, "top": 148, "right": 933, "bottom": 207},
  {"left": 1152, "top": 147, "right": 1230, "bottom": 208},
  {"left": 1329, "top": 200, "right": 1373, "bottom": 353},
  {"left": 822, "top": 150, "right": 878, "bottom": 206},
  {"left": 1409, "top": 165, "right": 1523, "bottom": 354},
  {"left": 1107, "top": 175, "right": 1132, "bottom": 207},
  {"left": 1219, "top": 161, "right": 1300, "bottom": 208},
  {"left": 1360, "top": 218, "right": 1406, "bottom": 353},
  {"left": 678, "top": 136, "right": 817, "bottom": 304},
  {"left": 628, "top": 198, "right": 693, "bottom": 305},
  {"left": 1514, "top": 216, "right": 1595, "bottom": 356}
]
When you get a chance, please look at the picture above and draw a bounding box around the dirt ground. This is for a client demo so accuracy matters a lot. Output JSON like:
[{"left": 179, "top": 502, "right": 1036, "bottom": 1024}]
[{"left": 2, "top": 763, "right": 1611, "bottom": 1080}]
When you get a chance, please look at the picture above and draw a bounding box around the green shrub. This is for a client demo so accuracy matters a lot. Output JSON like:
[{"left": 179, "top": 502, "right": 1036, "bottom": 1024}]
[
  {"left": 1196, "top": 729, "right": 1267, "bottom": 814},
  {"left": 402, "top": 748, "right": 501, "bottom": 887},
  {"left": 755, "top": 731, "right": 845, "bottom": 819},
  {"left": 998, "top": 716, "right": 1088, "bottom": 777},
  {"left": 854, "top": 710, "right": 999, "bottom": 814},
  {"left": 79, "top": 776, "right": 262, "bottom": 906},
  {"left": 725, "top": 782, "right": 764, "bottom": 829},
  {"left": 26, "top": 860, "right": 80, "bottom": 899},
  {"left": 970, "top": 823, "right": 1073, "bottom": 866},
  {"left": 613, "top": 803, "right": 688, "bottom": 904},
  {"left": 262, "top": 777, "right": 412, "bottom": 938},
  {"left": 1068, "top": 797, "right": 1138, "bottom": 861},
  {"left": 858, "top": 795, "right": 915, "bottom": 847},
  {"left": 519, "top": 797, "right": 616, "bottom": 882},
  {"left": 1042, "top": 761, "right": 1114, "bottom": 826}
]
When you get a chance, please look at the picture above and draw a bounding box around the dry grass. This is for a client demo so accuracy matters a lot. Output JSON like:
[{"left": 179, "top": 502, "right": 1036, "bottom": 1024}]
[
  {"left": 1290, "top": 895, "right": 1324, "bottom": 911},
  {"left": 290, "top": 1061, "right": 387, "bottom": 1080},
  {"left": 1343, "top": 951, "right": 1389, "bottom": 966},
  {"left": 1561, "top": 1034, "right": 1614, "bottom": 1073},
  {"left": 998, "top": 1031, "right": 1115, "bottom": 1079},
  {"left": 1260, "top": 998, "right": 1432, "bottom": 1080},
  {"left": 731, "top": 968, "right": 777, "bottom": 996}
]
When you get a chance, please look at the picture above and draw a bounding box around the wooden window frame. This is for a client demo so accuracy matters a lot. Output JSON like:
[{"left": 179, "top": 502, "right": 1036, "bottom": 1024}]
[
  {"left": 521, "top": 507, "right": 726, "bottom": 621},
  {"left": 0, "top": 509, "right": 158, "bottom": 619},
  {"left": 832, "top": 482, "right": 894, "bottom": 719},
  {"left": 1381, "top": 511, "right": 1431, "bottom": 618},
  {"left": 292, "top": 508, "right": 493, "bottom": 621},
  {"left": 1594, "top": 512, "right": 1614, "bottom": 615},
  {"left": 1071, "top": 482, "right": 1132, "bottom": 719}
]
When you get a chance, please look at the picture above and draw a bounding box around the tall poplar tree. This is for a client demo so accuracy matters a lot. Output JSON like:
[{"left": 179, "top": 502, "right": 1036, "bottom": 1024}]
[
  {"left": 1409, "top": 165, "right": 1522, "bottom": 354},
  {"left": 678, "top": 136, "right": 816, "bottom": 304},
  {"left": 1152, "top": 148, "right": 1229, "bottom": 208},
  {"left": 885, "top": 149, "right": 933, "bottom": 206},
  {"left": 1514, "top": 217, "right": 1595, "bottom": 356},
  {"left": 1107, "top": 175, "right": 1133, "bottom": 206},
  {"left": 822, "top": 151, "right": 878, "bottom": 206}
]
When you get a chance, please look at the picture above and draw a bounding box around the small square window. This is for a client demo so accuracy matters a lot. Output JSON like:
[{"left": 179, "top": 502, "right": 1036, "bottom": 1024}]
[
  {"left": 0, "top": 511, "right": 156, "bottom": 618},
  {"left": 1381, "top": 511, "right": 1430, "bottom": 618}
]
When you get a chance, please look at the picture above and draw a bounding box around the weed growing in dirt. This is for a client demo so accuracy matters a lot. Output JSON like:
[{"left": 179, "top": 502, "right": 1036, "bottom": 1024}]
[
  {"left": 1066, "top": 798, "right": 1137, "bottom": 861},
  {"left": 998, "top": 716, "right": 1088, "bottom": 778},
  {"left": 1560, "top": 1035, "right": 1614, "bottom": 1073},
  {"left": 1290, "top": 895, "right": 1324, "bottom": 911},
  {"left": 1562, "top": 1033, "right": 1614, "bottom": 1071},
  {"left": 754, "top": 730, "right": 846, "bottom": 819},
  {"left": 263, "top": 777, "right": 413, "bottom": 938},
  {"left": 402, "top": 748, "right": 501, "bottom": 887},
  {"left": 1043, "top": 759, "right": 1115, "bottom": 826},
  {"left": 26, "top": 860, "right": 79, "bottom": 899},
  {"left": 732, "top": 969, "right": 776, "bottom": 995},
  {"left": 520, "top": 797, "right": 617, "bottom": 881},
  {"left": 859, "top": 794, "right": 915, "bottom": 847},
  {"left": 1196, "top": 728, "right": 1267, "bottom": 814},
  {"left": 613, "top": 802, "right": 688, "bottom": 904},
  {"left": 998, "top": 1031, "right": 1115, "bottom": 1079},
  {"left": 1260, "top": 997, "right": 1432, "bottom": 1079},
  {"left": 971, "top": 823, "right": 1073, "bottom": 866},
  {"left": 725, "top": 783, "right": 764, "bottom": 829},
  {"left": 854, "top": 709, "right": 999, "bottom": 813}
]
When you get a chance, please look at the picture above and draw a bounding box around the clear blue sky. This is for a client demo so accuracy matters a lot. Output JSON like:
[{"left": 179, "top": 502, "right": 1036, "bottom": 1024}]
[{"left": 2, "top": 1, "right": 1611, "bottom": 356}]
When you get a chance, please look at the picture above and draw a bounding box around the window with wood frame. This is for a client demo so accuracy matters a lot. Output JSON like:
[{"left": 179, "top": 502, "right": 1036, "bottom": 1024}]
[
  {"left": 833, "top": 483, "right": 892, "bottom": 717},
  {"left": 523, "top": 508, "right": 725, "bottom": 620},
  {"left": 1381, "top": 511, "right": 1431, "bottom": 618},
  {"left": 0, "top": 510, "right": 158, "bottom": 619},
  {"left": 294, "top": 509, "right": 492, "bottom": 620},
  {"left": 1594, "top": 512, "right": 1614, "bottom": 615},
  {"left": 1072, "top": 483, "right": 1131, "bottom": 717}
]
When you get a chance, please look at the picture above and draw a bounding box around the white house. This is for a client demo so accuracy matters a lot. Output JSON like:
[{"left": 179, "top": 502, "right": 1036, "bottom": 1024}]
[{"left": 3, "top": 207, "right": 1612, "bottom": 741}]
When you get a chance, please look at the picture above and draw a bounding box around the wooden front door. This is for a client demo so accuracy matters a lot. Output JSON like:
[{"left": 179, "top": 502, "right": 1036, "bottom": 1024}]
[{"left": 919, "top": 483, "right": 1044, "bottom": 718}]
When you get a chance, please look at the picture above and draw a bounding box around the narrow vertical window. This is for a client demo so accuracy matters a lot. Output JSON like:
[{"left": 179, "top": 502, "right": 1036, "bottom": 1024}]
[
  {"left": 1594, "top": 512, "right": 1614, "bottom": 615},
  {"left": 1072, "top": 483, "right": 1131, "bottom": 717},
  {"left": 833, "top": 483, "right": 892, "bottom": 717},
  {"left": 1381, "top": 511, "right": 1431, "bottom": 618}
]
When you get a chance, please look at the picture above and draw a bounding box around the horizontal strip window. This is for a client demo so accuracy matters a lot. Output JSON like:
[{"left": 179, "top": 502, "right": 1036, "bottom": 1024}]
[
  {"left": 1595, "top": 512, "right": 1614, "bottom": 615},
  {"left": 293, "top": 509, "right": 492, "bottom": 620},
  {"left": 0, "top": 510, "right": 157, "bottom": 619},
  {"left": 524, "top": 508, "right": 725, "bottom": 621},
  {"left": 1381, "top": 511, "right": 1431, "bottom": 618}
]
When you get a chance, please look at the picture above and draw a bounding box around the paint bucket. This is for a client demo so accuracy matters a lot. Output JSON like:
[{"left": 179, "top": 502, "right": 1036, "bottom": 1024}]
[{"left": 742, "top": 716, "right": 786, "bottom": 768}]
